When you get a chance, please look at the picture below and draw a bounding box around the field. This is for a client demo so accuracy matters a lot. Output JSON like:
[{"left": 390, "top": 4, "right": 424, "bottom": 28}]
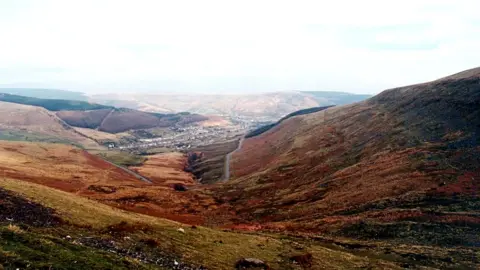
[
  {"left": 91, "top": 149, "right": 147, "bottom": 167},
  {"left": 74, "top": 127, "right": 134, "bottom": 144},
  {"left": 130, "top": 152, "right": 195, "bottom": 185}
]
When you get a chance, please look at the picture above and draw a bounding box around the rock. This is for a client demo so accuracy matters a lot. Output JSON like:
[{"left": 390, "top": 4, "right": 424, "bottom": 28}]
[
  {"left": 290, "top": 253, "right": 313, "bottom": 268},
  {"left": 173, "top": 183, "right": 188, "bottom": 191},
  {"left": 177, "top": 228, "right": 185, "bottom": 234},
  {"left": 235, "top": 258, "right": 270, "bottom": 269},
  {"left": 66, "top": 235, "right": 72, "bottom": 239}
]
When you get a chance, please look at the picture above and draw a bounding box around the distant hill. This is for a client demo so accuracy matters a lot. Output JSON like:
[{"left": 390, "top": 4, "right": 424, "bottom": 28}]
[
  {"left": 58, "top": 108, "right": 208, "bottom": 133},
  {"left": 0, "top": 93, "right": 112, "bottom": 111},
  {"left": 90, "top": 91, "right": 372, "bottom": 120},
  {"left": 0, "top": 88, "right": 88, "bottom": 101},
  {"left": 0, "top": 93, "right": 208, "bottom": 135}
]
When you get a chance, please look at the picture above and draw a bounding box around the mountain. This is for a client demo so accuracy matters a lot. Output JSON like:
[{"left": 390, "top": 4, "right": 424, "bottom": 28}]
[
  {"left": 90, "top": 91, "right": 372, "bottom": 119},
  {"left": 0, "top": 88, "right": 88, "bottom": 101},
  {"left": 214, "top": 67, "right": 480, "bottom": 247}
]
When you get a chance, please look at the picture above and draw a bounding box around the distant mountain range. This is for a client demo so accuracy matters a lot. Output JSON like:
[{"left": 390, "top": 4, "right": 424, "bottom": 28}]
[
  {"left": 0, "top": 88, "right": 372, "bottom": 120},
  {"left": 90, "top": 91, "right": 372, "bottom": 119}
]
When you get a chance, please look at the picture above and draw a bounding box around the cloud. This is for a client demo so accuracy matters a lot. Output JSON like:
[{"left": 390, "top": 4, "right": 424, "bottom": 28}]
[{"left": 0, "top": 0, "right": 479, "bottom": 94}]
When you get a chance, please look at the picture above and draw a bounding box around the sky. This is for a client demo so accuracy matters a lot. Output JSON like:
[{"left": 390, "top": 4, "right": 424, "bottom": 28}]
[{"left": 0, "top": 0, "right": 479, "bottom": 95}]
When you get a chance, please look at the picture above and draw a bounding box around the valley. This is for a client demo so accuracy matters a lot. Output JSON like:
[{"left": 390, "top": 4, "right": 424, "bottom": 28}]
[{"left": 0, "top": 68, "right": 479, "bottom": 269}]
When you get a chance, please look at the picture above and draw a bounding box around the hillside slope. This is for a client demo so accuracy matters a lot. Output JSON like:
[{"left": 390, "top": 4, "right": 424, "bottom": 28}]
[
  {"left": 57, "top": 109, "right": 208, "bottom": 133},
  {"left": 220, "top": 68, "right": 480, "bottom": 247},
  {"left": 0, "top": 101, "right": 98, "bottom": 148}
]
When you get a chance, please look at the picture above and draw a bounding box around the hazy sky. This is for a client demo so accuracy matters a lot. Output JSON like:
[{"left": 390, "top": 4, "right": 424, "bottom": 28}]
[{"left": 0, "top": 0, "right": 479, "bottom": 94}]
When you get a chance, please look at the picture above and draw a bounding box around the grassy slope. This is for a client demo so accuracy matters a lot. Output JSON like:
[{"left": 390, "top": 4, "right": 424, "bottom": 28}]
[
  {"left": 0, "top": 178, "right": 399, "bottom": 269},
  {"left": 93, "top": 150, "right": 147, "bottom": 167}
]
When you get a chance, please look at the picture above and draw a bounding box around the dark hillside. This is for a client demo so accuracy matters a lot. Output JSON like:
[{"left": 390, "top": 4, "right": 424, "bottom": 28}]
[
  {"left": 301, "top": 91, "right": 372, "bottom": 105},
  {"left": 246, "top": 106, "right": 333, "bottom": 138},
  {"left": 0, "top": 93, "right": 111, "bottom": 111}
]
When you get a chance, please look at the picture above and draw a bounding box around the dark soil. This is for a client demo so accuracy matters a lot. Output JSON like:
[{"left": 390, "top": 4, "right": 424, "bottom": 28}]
[{"left": 0, "top": 187, "right": 61, "bottom": 227}]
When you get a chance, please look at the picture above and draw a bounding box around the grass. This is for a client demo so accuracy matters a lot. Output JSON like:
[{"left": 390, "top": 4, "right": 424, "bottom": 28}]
[
  {"left": 0, "top": 178, "right": 401, "bottom": 269},
  {"left": 0, "top": 130, "right": 80, "bottom": 147},
  {"left": 93, "top": 150, "right": 147, "bottom": 167},
  {"left": 0, "top": 226, "right": 153, "bottom": 270}
]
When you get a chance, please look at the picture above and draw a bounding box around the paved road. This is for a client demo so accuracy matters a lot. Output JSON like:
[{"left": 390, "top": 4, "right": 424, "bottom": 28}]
[
  {"left": 223, "top": 136, "right": 245, "bottom": 181},
  {"left": 99, "top": 156, "right": 152, "bottom": 184}
]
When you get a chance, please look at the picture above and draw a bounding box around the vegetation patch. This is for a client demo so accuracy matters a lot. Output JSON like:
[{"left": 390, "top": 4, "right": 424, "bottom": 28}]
[
  {"left": 246, "top": 106, "right": 333, "bottom": 138},
  {"left": 0, "top": 93, "right": 112, "bottom": 111},
  {"left": 95, "top": 150, "right": 147, "bottom": 167}
]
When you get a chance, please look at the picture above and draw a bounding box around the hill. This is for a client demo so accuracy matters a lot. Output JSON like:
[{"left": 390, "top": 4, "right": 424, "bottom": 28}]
[
  {"left": 57, "top": 108, "right": 208, "bottom": 133},
  {"left": 0, "top": 93, "right": 112, "bottom": 111},
  {"left": 0, "top": 101, "right": 99, "bottom": 148},
  {"left": 0, "top": 93, "right": 209, "bottom": 133},
  {"left": 246, "top": 106, "right": 334, "bottom": 138},
  {"left": 215, "top": 67, "right": 480, "bottom": 250},
  {"left": 91, "top": 91, "right": 372, "bottom": 120}
]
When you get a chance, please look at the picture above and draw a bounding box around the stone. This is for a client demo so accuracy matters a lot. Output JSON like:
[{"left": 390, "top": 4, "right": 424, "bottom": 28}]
[{"left": 235, "top": 258, "right": 269, "bottom": 269}]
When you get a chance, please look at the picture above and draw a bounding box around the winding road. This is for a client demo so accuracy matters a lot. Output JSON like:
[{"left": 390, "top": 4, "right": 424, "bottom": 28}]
[{"left": 223, "top": 136, "right": 245, "bottom": 181}]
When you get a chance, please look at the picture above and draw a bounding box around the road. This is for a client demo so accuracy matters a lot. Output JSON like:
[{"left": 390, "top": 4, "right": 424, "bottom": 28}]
[
  {"left": 223, "top": 136, "right": 245, "bottom": 181},
  {"left": 100, "top": 156, "right": 153, "bottom": 184}
]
